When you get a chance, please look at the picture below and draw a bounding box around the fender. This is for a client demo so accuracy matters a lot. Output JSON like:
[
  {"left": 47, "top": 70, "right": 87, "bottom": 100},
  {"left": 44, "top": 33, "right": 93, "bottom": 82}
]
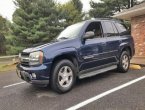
[
  {"left": 44, "top": 47, "right": 80, "bottom": 63},
  {"left": 118, "top": 42, "right": 131, "bottom": 58}
]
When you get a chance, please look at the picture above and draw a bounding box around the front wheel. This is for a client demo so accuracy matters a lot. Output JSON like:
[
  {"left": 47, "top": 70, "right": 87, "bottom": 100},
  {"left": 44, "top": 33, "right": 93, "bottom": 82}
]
[
  {"left": 117, "top": 51, "right": 130, "bottom": 73},
  {"left": 50, "top": 59, "right": 76, "bottom": 93}
]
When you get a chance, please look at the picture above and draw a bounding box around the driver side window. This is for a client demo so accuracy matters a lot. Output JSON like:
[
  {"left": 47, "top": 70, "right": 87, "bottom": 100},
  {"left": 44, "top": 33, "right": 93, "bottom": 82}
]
[{"left": 84, "top": 22, "right": 103, "bottom": 39}]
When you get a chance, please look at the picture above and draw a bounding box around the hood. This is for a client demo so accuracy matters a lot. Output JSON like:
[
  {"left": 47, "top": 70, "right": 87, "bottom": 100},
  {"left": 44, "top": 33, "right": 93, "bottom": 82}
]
[
  {"left": 22, "top": 38, "right": 80, "bottom": 54},
  {"left": 23, "top": 41, "right": 57, "bottom": 53}
]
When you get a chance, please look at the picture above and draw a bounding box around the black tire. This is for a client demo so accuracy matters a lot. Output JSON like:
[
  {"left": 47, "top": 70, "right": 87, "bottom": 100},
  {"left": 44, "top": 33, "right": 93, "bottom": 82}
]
[
  {"left": 50, "top": 59, "right": 76, "bottom": 93},
  {"left": 117, "top": 51, "right": 130, "bottom": 73}
]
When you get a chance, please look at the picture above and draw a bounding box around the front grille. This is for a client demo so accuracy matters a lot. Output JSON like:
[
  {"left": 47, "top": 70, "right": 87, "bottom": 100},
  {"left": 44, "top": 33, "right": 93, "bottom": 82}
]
[{"left": 20, "top": 52, "right": 30, "bottom": 66}]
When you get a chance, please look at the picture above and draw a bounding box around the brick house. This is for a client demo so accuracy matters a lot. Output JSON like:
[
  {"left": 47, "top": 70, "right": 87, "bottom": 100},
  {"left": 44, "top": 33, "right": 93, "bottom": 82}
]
[{"left": 113, "top": 2, "right": 145, "bottom": 57}]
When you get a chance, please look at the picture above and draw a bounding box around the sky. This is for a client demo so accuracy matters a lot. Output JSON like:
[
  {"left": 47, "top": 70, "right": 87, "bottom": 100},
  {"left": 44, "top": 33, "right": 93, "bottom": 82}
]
[{"left": 0, "top": 0, "right": 100, "bottom": 21}]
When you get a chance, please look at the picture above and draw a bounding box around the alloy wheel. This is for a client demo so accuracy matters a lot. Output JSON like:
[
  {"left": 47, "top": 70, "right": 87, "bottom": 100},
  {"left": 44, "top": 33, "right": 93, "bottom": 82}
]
[{"left": 58, "top": 66, "right": 73, "bottom": 88}]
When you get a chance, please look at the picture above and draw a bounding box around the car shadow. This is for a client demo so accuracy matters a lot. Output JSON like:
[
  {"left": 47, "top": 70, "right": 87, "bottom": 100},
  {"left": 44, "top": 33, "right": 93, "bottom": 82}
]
[
  {"left": 26, "top": 70, "right": 116, "bottom": 90},
  {"left": 22, "top": 69, "right": 135, "bottom": 96}
]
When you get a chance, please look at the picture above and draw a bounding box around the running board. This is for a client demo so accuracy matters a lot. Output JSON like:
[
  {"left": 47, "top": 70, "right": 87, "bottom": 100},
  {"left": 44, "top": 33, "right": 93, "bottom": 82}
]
[{"left": 79, "top": 65, "right": 117, "bottom": 79}]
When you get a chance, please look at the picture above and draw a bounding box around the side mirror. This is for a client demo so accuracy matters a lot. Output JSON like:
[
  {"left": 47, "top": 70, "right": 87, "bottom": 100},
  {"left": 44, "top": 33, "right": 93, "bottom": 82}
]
[{"left": 83, "top": 31, "right": 95, "bottom": 39}]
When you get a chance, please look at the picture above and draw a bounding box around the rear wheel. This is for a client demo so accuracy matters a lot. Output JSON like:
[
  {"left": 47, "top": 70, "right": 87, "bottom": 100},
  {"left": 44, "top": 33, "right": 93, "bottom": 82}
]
[
  {"left": 117, "top": 51, "right": 130, "bottom": 73},
  {"left": 50, "top": 59, "right": 76, "bottom": 93}
]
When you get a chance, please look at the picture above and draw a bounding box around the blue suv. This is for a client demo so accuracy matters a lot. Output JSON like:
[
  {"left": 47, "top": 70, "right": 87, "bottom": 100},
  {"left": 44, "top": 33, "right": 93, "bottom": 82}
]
[{"left": 17, "top": 19, "right": 135, "bottom": 93}]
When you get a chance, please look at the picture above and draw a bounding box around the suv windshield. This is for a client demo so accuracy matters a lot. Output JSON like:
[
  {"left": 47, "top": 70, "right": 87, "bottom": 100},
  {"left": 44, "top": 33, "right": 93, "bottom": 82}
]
[{"left": 56, "top": 22, "right": 85, "bottom": 40}]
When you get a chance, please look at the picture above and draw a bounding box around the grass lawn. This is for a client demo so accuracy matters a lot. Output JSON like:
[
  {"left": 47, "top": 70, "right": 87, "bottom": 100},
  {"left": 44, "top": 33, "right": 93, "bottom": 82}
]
[{"left": 0, "top": 64, "right": 16, "bottom": 72}]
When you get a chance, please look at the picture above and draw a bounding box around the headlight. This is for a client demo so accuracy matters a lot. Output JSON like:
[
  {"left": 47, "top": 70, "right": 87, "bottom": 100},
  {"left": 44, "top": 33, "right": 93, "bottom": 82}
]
[{"left": 29, "top": 51, "right": 44, "bottom": 66}]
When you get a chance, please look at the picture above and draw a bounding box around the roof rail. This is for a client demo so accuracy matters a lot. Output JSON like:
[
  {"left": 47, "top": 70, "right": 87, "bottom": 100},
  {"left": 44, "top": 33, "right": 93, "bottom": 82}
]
[
  {"left": 91, "top": 17, "right": 113, "bottom": 20},
  {"left": 90, "top": 17, "right": 122, "bottom": 22}
]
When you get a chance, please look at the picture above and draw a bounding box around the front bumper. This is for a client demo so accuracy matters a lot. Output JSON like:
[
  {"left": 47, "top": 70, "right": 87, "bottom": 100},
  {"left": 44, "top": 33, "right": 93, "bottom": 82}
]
[{"left": 16, "top": 63, "right": 52, "bottom": 86}]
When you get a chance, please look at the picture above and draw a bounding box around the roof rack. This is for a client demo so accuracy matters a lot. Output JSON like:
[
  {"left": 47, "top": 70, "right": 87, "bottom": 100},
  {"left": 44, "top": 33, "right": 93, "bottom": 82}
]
[{"left": 90, "top": 17, "right": 122, "bottom": 22}]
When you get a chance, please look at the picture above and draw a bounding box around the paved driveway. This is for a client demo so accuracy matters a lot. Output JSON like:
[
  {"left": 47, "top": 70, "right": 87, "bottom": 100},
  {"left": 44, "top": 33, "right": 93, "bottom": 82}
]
[{"left": 0, "top": 68, "right": 145, "bottom": 110}]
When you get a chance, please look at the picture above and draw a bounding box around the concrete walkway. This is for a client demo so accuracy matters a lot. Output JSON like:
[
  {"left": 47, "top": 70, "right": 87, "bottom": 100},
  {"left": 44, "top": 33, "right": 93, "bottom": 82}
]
[{"left": 131, "top": 57, "right": 145, "bottom": 66}]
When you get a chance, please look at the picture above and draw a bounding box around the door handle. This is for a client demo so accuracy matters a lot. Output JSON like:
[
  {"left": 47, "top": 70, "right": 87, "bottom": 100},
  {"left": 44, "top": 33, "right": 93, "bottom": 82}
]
[
  {"left": 119, "top": 40, "right": 122, "bottom": 43},
  {"left": 101, "top": 42, "right": 106, "bottom": 46},
  {"left": 83, "top": 55, "right": 94, "bottom": 59}
]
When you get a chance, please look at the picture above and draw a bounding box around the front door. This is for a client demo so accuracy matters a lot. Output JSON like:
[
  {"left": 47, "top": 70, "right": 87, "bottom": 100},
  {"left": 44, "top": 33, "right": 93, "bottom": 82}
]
[{"left": 79, "top": 22, "right": 108, "bottom": 71}]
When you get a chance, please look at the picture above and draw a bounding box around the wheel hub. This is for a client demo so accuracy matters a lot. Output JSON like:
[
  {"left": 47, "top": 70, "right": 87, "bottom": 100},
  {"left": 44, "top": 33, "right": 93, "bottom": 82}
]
[
  {"left": 122, "top": 54, "right": 129, "bottom": 70},
  {"left": 58, "top": 66, "right": 73, "bottom": 88}
]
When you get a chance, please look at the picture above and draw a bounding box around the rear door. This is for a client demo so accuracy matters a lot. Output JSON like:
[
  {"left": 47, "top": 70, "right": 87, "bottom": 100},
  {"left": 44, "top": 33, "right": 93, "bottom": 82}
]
[{"left": 102, "top": 21, "right": 121, "bottom": 63}]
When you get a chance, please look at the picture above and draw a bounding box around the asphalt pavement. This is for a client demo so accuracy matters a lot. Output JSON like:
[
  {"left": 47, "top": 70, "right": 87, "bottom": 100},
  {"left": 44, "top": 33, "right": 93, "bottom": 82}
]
[{"left": 0, "top": 68, "right": 145, "bottom": 110}]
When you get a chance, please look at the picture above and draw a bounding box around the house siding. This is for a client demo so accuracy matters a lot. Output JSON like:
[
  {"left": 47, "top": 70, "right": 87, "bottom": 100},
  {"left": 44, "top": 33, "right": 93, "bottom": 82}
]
[{"left": 131, "top": 15, "right": 145, "bottom": 57}]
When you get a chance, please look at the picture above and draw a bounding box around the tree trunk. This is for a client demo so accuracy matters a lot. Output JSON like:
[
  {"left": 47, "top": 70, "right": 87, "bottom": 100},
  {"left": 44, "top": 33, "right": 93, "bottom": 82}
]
[
  {"left": 131, "top": 0, "right": 134, "bottom": 7},
  {"left": 0, "top": 34, "right": 6, "bottom": 55},
  {"left": 128, "top": 0, "right": 130, "bottom": 8},
  {"left": 116, "top": 0, "right": 121, "bottom": 12}
]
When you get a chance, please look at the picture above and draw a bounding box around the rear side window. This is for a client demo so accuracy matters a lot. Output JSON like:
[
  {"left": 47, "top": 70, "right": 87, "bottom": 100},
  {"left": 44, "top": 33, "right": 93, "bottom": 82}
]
[
  {"left": 115, "top": 22, "right": 129, "bottom": 35},
  {"left": 112, "top": 23, "right": 118, "bottom": 34},
  {"left": 103, "top": 21, "right": 118, "bottom": 37}
]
